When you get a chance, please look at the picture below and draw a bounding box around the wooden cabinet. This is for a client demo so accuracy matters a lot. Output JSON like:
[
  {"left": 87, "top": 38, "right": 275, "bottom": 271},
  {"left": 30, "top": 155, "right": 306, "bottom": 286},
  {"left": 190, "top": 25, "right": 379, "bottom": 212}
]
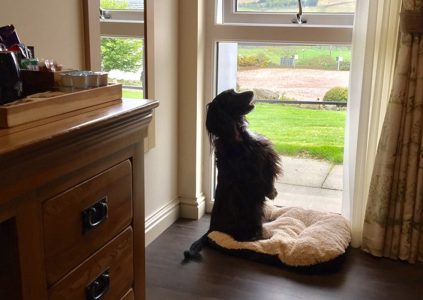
[
  {"left": 0, "top": 99, "right": 158, "bottom": 300},
  {"left": 49, "top": 228, "right": 134, "bottom": 300},
  {"left": 43, "top": 160, "right": 133, "bottom": 285}
]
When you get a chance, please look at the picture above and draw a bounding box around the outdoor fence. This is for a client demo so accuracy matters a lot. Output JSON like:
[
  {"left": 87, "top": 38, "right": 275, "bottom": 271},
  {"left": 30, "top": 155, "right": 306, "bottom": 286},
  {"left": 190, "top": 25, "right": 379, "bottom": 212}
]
[{"left": 254, "top": 99, "right": 347, "bottom": 107}]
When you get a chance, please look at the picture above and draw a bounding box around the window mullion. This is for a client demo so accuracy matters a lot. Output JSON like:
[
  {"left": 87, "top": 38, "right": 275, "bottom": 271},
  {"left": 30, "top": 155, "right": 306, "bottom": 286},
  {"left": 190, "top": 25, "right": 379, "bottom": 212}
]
[
  {"left": 100, "top": 9, "right": 144, "bottom": 21},
  {"left": 211, "top": 24, "right": 352, "bottom": 44},
  {"left": 100, "top": 20, "right": 144, "bottom": 38}
]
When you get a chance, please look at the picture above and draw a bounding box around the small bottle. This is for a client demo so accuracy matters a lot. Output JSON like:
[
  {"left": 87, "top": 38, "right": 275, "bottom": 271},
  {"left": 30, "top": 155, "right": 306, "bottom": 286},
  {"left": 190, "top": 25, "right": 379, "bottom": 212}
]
[
  {"left": 28, "top": 58, "right": 39, "bottom": 71},
  {"left": 20, "top": 58, "right": 31, "bottom": 70}
]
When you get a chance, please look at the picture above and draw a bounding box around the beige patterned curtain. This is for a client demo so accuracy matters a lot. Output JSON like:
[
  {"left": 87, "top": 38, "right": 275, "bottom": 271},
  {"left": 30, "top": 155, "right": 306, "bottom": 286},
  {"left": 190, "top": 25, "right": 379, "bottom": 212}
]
[{"left": 362, "top": 0, "right": 423, "bottom": 264}]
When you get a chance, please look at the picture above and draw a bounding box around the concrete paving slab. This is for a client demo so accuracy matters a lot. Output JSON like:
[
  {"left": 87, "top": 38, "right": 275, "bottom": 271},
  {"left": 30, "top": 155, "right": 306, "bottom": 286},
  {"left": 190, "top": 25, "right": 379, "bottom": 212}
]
[
  {"left": 322, "top": 164, "right": 344, "bottom": 190},
  {"left": 277, "top": 156, "right": 332, "bottom": 188},
  {"left": 273, "top": 182, "right": 342, "bottom": 213}
]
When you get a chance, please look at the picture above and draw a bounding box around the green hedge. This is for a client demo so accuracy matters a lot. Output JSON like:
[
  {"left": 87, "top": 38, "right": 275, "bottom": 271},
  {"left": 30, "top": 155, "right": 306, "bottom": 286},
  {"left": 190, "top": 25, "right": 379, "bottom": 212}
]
[
  {"left": 323, "top": 87, "right": 348, "bottom": 102},
  {"left": 238, "top": 54, "right": 272, "bottom": 67}
]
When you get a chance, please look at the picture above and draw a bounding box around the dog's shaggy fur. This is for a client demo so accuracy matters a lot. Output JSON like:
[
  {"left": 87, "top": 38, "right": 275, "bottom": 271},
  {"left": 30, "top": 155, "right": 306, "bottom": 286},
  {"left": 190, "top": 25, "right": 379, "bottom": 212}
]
[{"left": 184, "top": 89, "right": 282, "bottom": 259}]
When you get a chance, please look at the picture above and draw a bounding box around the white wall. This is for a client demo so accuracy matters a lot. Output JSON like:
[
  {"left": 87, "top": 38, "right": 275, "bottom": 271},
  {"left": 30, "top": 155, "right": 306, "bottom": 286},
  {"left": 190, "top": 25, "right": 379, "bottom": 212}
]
[
  {"left": 177, "top": 0, "right": 207, "bottom": 220},
  {"left": 145, "top": 0, "right": 208, "bottom": 241},
  {"left": 0, "top": 0, "right": 85, "bottom": 69},
  {"left": 144, "top": 0, "right": 179, "bottom": 244}
]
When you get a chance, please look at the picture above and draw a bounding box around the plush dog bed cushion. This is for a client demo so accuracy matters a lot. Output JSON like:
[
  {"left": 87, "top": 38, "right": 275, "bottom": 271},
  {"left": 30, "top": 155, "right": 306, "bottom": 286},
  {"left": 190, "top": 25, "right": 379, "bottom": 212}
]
[{"left": 208, "top": 202, "right": 351, "bottom": 267}]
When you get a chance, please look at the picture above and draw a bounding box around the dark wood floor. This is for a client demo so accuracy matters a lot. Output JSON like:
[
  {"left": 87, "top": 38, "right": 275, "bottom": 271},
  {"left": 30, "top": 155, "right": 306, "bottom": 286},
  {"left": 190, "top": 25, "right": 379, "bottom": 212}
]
[{"left": 146, "top": 215, "right": 423, "bottom": 300}]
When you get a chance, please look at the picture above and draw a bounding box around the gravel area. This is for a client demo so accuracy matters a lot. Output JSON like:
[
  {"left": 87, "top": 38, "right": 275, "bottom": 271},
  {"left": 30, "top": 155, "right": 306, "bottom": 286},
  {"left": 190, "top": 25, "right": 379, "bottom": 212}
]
[{"left": 237, "top": 68, "right": 350, "bottom": 101}]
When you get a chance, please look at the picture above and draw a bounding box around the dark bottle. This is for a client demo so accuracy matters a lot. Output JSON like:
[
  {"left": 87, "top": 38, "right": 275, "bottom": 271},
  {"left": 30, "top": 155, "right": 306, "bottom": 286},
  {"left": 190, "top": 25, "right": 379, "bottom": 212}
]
[{"left": 0, "top": 51, "right": 22, "bottom": 104}]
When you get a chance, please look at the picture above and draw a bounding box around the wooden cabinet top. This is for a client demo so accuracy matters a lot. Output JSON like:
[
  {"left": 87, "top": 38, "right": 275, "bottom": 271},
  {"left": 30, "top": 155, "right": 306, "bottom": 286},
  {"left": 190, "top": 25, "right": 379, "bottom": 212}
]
[
  {"left": 0, "top": 99, "right": 159, "bottom": 159},
  {"left": 0, "top": 99, "right": 155, "bottom": 300}
]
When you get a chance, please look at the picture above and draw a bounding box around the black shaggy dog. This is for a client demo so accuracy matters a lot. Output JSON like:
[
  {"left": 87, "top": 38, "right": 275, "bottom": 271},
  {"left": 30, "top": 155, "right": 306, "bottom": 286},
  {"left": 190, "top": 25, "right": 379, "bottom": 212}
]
[{"left": 184, "top": 89, "right": 282, "bottom": 260}]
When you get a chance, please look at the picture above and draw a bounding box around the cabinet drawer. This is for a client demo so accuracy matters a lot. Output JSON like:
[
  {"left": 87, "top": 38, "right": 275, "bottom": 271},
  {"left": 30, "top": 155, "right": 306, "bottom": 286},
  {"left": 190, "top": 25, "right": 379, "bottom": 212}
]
[
  {"left": 49, "top": 227, "right": 133, "bottom": 300},
  {"left": 120, "top": 289, "right": 134, "bottom": 300},
  {"left": 43, "top": 160, "right": 132, "bottom": 285}
]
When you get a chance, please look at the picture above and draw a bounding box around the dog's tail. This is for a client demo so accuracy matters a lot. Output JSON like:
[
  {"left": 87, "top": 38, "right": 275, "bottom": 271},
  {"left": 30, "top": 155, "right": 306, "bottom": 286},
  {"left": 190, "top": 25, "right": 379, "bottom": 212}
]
[{"left": 183, "top": 232, "right": 209, "bottom": 260}]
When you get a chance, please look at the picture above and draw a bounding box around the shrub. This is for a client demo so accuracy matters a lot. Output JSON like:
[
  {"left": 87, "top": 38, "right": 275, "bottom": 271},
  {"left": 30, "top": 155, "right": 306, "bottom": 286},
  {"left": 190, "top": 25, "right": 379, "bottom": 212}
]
[
  {"left": 279, "top": 92, "right": 296, "bottom": 101},
  {"left": 238, "top": 53, "right": 271, "bottom": 67},
  {"left": 341, "top": 61, "right": 351, "bottom": 71},
  {"left": 253, "top": 88, "right": 279, "bottom": 100},
  {"left": 323, "top": 87, "right": 348, "bottom": 102}
]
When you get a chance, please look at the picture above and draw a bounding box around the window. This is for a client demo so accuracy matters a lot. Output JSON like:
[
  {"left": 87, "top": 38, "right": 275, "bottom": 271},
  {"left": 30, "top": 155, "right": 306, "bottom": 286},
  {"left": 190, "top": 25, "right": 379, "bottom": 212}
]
[
  {"left": 236, "top": 0, "right": 355, "bottom": 13},
  {"left": 205, "top": 0, "right": 356, "bottom": 213},
  {"left": 221, "top": 0, "right": 355, "bottom": 26},
  {"left": 100, "top": 0, "right": 144, "bottom": 99},
  {"left": 83, "top": 0, "right": 155, "bottom": 150}
]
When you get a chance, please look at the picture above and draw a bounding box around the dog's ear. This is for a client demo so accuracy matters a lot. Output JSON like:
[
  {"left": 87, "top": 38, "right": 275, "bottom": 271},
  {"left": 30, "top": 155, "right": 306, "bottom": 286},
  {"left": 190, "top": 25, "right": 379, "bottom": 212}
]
[{"left": 206, "top": 101, "right": 236, "bottom": 141}]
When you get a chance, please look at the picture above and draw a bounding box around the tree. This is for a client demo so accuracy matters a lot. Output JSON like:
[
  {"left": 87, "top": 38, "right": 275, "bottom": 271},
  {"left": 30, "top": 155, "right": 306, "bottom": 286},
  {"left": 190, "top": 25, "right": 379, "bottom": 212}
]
[
  {"left": 101, "top": 38, "right": 143, "bottom": 72},
  {"left": 100, "top": 0, "right": 143, "bottom": 73}
]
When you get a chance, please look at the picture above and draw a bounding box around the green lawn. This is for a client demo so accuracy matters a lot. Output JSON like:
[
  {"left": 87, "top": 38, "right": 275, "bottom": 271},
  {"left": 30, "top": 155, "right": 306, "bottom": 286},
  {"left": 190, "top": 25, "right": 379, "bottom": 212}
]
[
  {"left": 122, "top": 89, "right": 144, "bottom": 99},
  {"left": 247, "top": 103, "right": 346, "bottom": 163},
  {"left": 238, "top": 45, "right": 351, "bottom": 70}
]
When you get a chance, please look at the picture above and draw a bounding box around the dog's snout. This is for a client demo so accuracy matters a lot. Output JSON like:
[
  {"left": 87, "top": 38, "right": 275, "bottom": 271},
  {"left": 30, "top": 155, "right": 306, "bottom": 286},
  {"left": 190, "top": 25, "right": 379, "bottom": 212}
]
[
  {"left": 239, "top": 90, "right": 255, "bottom": 113},
  {"left": 241, "top": 90, "right": 254, "bottom": 100}
]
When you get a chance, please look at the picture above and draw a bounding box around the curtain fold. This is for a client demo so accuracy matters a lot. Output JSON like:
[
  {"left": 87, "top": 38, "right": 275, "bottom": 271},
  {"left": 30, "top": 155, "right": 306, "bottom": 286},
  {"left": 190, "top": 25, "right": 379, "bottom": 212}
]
[{"left": 362, "top": 0, "right": 423, "bottom": 263}]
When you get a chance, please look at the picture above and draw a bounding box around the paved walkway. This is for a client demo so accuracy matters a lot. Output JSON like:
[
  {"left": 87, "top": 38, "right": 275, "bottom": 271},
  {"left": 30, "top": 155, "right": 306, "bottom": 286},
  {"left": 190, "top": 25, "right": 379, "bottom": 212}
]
[{"left": 273, "top": 156, "right": 343, "bottom": 213}]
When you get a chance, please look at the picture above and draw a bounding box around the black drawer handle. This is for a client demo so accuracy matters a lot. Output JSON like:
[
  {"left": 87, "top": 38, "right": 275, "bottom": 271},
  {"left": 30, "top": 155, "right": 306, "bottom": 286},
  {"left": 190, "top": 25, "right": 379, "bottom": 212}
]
[
  {"left": 86, "top": 269, "right": 110, "bottom": 300},
  {"left": 81, "top": 197, "right": 108, "bottom": 234}
]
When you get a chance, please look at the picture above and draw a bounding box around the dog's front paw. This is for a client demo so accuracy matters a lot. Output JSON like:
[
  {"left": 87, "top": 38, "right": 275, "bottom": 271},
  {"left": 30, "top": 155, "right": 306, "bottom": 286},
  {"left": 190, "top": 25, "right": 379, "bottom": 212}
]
[{"left": 267, "top": 187, "right": 278, "bottom": 200}]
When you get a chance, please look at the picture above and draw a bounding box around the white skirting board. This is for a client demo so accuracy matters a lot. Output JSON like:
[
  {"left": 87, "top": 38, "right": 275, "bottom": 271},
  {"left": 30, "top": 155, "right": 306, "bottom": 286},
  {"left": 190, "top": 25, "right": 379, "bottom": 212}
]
[
  {"left": 179, "top": 193, "right": 206, "bottom": 220},
  {"left": 145, "top": 198, "right": 180, "bottom": 246}
]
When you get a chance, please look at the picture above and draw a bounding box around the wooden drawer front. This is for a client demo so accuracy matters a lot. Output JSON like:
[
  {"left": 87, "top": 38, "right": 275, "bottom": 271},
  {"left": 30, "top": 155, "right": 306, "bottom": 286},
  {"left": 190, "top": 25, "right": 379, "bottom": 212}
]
[
  {"left": 120, "top": 289, "right": 134, "bottom": 300},
  {"left": 49, "top": 227, "right": 133, "bottom": 300},
  {"left": 43, "top": 160, "right": 132, "bottom": 285}
]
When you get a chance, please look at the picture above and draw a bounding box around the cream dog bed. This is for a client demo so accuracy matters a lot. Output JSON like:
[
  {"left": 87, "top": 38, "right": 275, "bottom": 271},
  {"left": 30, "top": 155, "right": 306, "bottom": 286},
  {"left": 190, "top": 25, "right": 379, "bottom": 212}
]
[{"left": 207, "top": 202, "right": 351, "bottom": 268}]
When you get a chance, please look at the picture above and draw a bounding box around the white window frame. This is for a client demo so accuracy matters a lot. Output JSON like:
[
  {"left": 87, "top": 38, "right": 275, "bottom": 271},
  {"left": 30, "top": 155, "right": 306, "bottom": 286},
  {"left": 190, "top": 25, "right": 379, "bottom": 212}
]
[
  {"left": 101, "top": 9, "right": 144, "bottom": 21},
  {"left": 99, "top": 5, "right": 152, "bottom": 149},
  {"left": 100, "top": 9, "right": 144, "bottom": 38},
  {"left": 82, "top": 1, "right": 144, "bottom": 69},
  {"left": 83, "top": 1, "right": 154, "bottom": 150},
  {"left": 203, "top": 0, "right": 355, "bottom": 213},
  {"left": 99, "top": 7, "right": 145, "bottom": 100},
  {"left": 99, "top": 5, "right": 145, "bottom": 89},
  {"left": 221, "top": 0, "right": 354, "bottom": 27}
]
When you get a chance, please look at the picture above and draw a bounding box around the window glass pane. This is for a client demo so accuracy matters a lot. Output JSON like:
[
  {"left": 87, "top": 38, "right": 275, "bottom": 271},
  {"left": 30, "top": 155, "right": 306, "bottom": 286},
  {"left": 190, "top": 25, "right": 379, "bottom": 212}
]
[
  {"left": 100, "top": 0, "right": 144, "bottom": 10},
  {"left": 217, "top": 42, "right": 351, "bottom": 213},
  {"left": 101, "top": 37, "right": 144, "bottom": 99},
  {"left": 237, "top": 43, "right": 351, "bottom": 101},
  {"left": 237, "top": 0, "right": 297, "bottom": 12},
  {"left": 236, "top": 0, "right": 356, "bottom": 13}
]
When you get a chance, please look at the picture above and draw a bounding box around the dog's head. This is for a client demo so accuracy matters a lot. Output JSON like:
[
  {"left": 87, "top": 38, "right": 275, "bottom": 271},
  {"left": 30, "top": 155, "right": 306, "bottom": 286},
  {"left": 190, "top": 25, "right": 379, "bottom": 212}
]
[{"left": 206, "top": 89, "right": 255, "bottom": 143}]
